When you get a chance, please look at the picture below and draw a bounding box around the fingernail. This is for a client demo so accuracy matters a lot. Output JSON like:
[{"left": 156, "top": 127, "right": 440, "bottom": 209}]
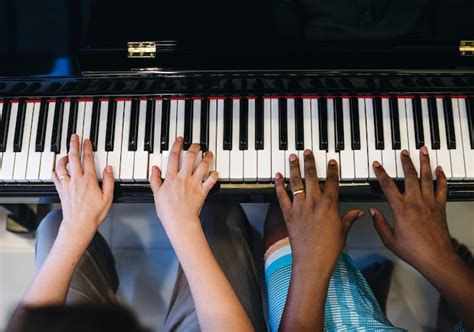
[
  {"left": 373, "top": 161, "right": 381, "bottom": 168},
  {"left": 328, "top": 159, "right": 337, "bottom": 166},
  {"left": 275, "top": 173, "right": 282, "bottom": 180},
  {"left": 402, "top": 149, "right": 409, "bottom": 156},
  {"left": 437, "top": 165, "right": 444, "bottom": 173},
  {"left": 106, "top": 165, "right": 113, "bottom": 173},
  {"left": 70, "top": 134, "right": 76, "bottom": 141},
  {"left": 369, "top": 208, "right": 375, "bottom": 217},
  {"left": 421, "top": 146, "right": 428, "bottom": 156},
  {"left": 357, "top": 211, "right": 365, "bottom": 218},
  {"left": 290, "top": 154, "right": 297, "bottom": 162},
  {"left": 304, "top": 149, "right": 312, "bottom": 156}
]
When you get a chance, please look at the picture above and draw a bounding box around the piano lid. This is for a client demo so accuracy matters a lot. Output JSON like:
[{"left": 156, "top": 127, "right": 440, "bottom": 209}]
[{"left": 79, "top": 0, "right": 474, "bottom": 73}]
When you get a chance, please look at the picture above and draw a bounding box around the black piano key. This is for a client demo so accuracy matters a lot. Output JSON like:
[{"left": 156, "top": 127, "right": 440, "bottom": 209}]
[
  {"left": 428, "top": 97, "right": 440, "bottom": 149},
  {"left": 443, "top": 97, "right": 456, "bottom": 149},
  {"left": 160, "top": 99, "right": 171, "bottom": 152},
  {"left": 35, "top": 99, "right": 49, "bottom": 152},
  {"left": 183, "top": 99, "right": 193, "bottom": 150},
  {"left": 374, "top": 97, "right": 384, "bottom": 150},
  {"left": 51, "top": 99, "right": 64, "bottom": 153},
  {"left": 278, "top": 98, "right": 288, "bottom": 150},
  {"left": 319, "top": 98, "right": 328, "bottom": 150},
  {"left": 89, "top": 98, "right": 101, "bottom": 151},
  {"left": 389, "top": 97, "right": 401, "bottom": 150},
  {"left": 223, "top": 97, "right": 233, "bottom": 150},
  {"left": 467, "top": 98, "right": 474, "bottom": 149},
  {"left": 105, "top": 99, "right": 117, "bottom": 152},
  {"left": 334, "top": 97, "right": 344, "bottom": 152},
  {"left": 350, "top": 97, "right": 361, "bottom": 150},
  {"left": 13, "top": 100, "right": 27, "bottom": 152},
  {"left": 200, "top": 98, "right": 210, "bottom": 152},
  {"left": 66, "top": 99, "right": 79, "bottom": 152},
  {"left": 295, "top": 98, "right": 304, "bottom": 150},
  {"left": 144, "top": 99, "right": 155, "bottom": 152},
  {"left": 239, "top": 97, "right": 249, "bottom": 150},
  {"left": 0, "top": 100, "right": 12, "bottom": 152},
  {"left": 255, "top": 97, "right": 264, "bottom": 150},
  {"left": 128, "top": 99, "right": 140, "bottom": 151},
  {"left": 413, "top": 97, "right": 425, "bottom": 149}
]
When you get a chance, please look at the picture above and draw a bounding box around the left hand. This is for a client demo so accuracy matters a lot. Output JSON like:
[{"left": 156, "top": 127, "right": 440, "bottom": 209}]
[
  {"left": 52, "top": 134, "right": 115, "bottom": 236},
  {"left": 275, "top": 150, "right": 363, "bottom": 268}
]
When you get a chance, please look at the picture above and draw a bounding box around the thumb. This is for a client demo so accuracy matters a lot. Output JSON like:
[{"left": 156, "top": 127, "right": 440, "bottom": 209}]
[
  {"left": 342, "top": 208, "right": 364, "bottom": 233},
  {"left": 370, "top": 208, "right": 395, "bottom": 249},
  {"left": 150, "top": 166, "right": 163, "bottom": 194},
  {"left": 102, "top": 165, "right": 115, "bottom": 204}
]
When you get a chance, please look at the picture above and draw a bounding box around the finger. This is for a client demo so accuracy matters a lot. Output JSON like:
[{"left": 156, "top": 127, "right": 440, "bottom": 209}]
[
  {"left": 150, "top": 166, "right": 163, "bottom": 193},
  {"left": 275, "top": 172, "right": 292, "bottom": 215},
  {"left": 68, "top": 134, "right": 83, "bottom": 176},
  {"left": 193, "top": 151, "right": 213, "bottom": 181},
  {"left": 55, "top": 155, "right": 70, "bottom": 181},
  {"left": 51, "top": 171, "right": 62, "bottom": 196},
  {"left": 419, "top": 146, "right": 434, "bottom": 198},
  {"left": 303, "top": 150, "right": 321, "bottom": 197},
  {"left": 101, "top": 165, "right": 115, "bottom": 204},
  {"left": 202, "top": 171, "right": 219, "bottom": 195},
  {"left": 82, "top": 139, "right": 97, "bottom": 177},
  {"left": 289, "top": 154, "right": 305, "bottom": 201},
  {"left": 401, "top": 149, "right": 421, "bottom": 196},
  {"left": 342, "top": 209, "right": 364, "bottom": 233},
  {"left": 435, "top": 166, "right": 448, "bottom": 204},
  {"left": 167, "top": 137, "right": 184, "bottom": 177},
  {"left": 324, "top": 159, "right": 339, "bottom": 199},
  {"left": 372, "top": 160, "right": 402, "bottom": 203},
  {"left": 181, "top": 143, "right": 200, "bottom": 174},
  {"left": 370, "top": 208, "right": 395, "bottom": 249}
]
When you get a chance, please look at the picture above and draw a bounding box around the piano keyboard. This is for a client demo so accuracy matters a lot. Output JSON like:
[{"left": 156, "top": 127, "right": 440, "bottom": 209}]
[{"left": 0, "top": 95, "right": 473, "bottom": 183}]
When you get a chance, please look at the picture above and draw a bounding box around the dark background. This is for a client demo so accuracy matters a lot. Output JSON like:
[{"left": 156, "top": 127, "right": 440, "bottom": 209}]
[{"left": 0, "top": 0, "right": 473, "bottom": 75}]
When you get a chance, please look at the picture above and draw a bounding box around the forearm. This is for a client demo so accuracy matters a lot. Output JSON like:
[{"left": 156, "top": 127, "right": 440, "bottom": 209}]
[
  {"left": 419, "top": 252, "right": 474, "bottom": 329},
  {"left": 165, "top": 218, "right": 253, "bottom": 332},
  {"left": 20, "top": 222, "right": 94, "bottom": 307},
  {"left": 279, "top": 260, "right": 334, "bottom": 332}
]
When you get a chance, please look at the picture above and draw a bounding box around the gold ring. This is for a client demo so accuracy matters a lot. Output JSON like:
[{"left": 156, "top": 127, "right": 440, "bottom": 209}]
[
  {"left": 292, "top": 189, "right": 305, "bottom": 197},
  {"left": 58, "top": 174, "right": 70, "bottom": 181}
]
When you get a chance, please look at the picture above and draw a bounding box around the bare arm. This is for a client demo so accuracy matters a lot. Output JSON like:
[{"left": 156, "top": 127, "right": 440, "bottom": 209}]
[
  {"left": 371, "top": 147, "right": 474, "bottom": 330},
  {"left": 150, "top": 138, "right": 253, "bottom": 332}
]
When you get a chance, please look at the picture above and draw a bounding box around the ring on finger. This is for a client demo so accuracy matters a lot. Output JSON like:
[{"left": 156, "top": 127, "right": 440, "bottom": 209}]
[
  {"left": 58, "top": 173, "right": 70, "bottom": 181},
  {"left": 292, "top": 189, "right": 305, "bottom": 197}
]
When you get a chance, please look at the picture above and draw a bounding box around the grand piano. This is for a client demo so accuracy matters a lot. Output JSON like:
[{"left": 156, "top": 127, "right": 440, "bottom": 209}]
[{"left": 0, "top": 0, "right": 473, "bottom": 203}]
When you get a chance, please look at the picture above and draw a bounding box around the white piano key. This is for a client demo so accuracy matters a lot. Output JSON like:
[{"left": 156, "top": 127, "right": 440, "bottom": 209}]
[
  {"left": 381, "top": 97, "right": 397, "bottom": 178},
  {"left": 191, "top": 99, "right": 202, "bottom": 171},
  {"left": 436, "top": 97, "right": 453, "bottom": 179},
  {"left": 244, "top": 98, "right": 257, "bottom": 181},
  {"left": 82, "top": 100, "right": 93, "bottom": 140},
  {"left": 230, "top": 99, "right": 244, "bottom": 182},
  {"left": 161, "top": 99, "right": 177, "bottom": 177},
  {"left": 271, "top": 98, "right": 285, "bottom": 179},
  {"left": 95, "top": 99, "right": 109, "bottom": 179},
  {"left": 340, "top": 98, "right": 354, "bottom": 181},
  {"left": 107, "top": 100, "right": 125, "bottom": 178},
  {"left": 298, "top": 98, "right": 313, "bottom": 178},
  {"left": 176, "top": 99, "right": 186, "bottom": 168},
  {"left": 395, "top": 98, "right": 409, "bottom": 179},
  {"left": 366, "top": 98, "right": 381, "bottom": 179},
  {"left": 39, "top": 101, "right": 57, "bottom": 181},
  {"left": 75, "top": 100, "right": 86, "bottom": 153},
  {"left": 285, "top": 98, "right": 297, "bottom": 178},
  {"left": 208, "top": 99, "right": 218, "bottom": 172},
  {"left": 14, "top": 101, "right": 36, "bottom": 182},
  {"left": 257, "top": 98, "right": 271, "bottom": 181},
  {"left": 148, "top": 99, "right": 162, "bottom": 178},
  {"left": 310, "top": 98, "right": 326, "bottom": 180},
  {"left": 327, "top": 98, "right": 339, "bottom": 175},
  {"left": 26, "top": 101, "right": 42, "bottom": 181},
  {"left": 57, "top": 100, "right": 71, "bottom": 163},
  {"left": 420, "top": 97, "right": 437, "bottom": 177},
  {"left": 405, "top": 98, "right": 421, "bottom": 175},
  {"left": 458, "top": 98, "right": 474, "bottom": 180},
  {"left": 1, "top": 101, "right": 18, "bottom": 181},
  {"left": 450, "top": 98, "right": 466, "bottom": 180},
  {"left": 216, "top": 98, "right": 230, "bottom": 181},
  {"left": 354, "top": 98, "right": 368, "bottom": 180},
  {"left": 120, "top": 100, "right": 135, "bottom": 181},
  {"left": 134, "top": 99, "right": 149, "bottom": 182}
]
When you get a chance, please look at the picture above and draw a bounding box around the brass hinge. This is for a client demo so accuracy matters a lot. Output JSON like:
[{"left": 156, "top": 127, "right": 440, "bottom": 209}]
[
  {"left": 127, "top": 41, "right": 156, "bottom": 58},
  {"left": 459, "top": 40, "right": 474, "bottom": 56}
]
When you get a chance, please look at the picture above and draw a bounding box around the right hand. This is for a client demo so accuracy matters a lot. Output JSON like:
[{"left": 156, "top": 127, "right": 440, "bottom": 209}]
[{"left": 370, "top": 146, "right": 455, "bottom": 274}]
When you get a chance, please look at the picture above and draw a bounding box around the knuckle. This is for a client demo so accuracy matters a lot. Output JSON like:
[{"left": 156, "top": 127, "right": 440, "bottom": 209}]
[
  {"left": 421, "top": 173, "right": 432, "bottom": 183},
  {"left": 304, "top": 164, "right": 317, "bottom": 178}
]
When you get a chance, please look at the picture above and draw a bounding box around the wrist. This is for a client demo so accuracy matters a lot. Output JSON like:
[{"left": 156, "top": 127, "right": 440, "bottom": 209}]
[{"left": 58, "top": 220, "right": 97, "bottom": 246}]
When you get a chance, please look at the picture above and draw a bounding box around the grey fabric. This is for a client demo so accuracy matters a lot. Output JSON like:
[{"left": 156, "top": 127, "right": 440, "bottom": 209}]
[
  {"left": 164, "top": 203, "right": 267, "bottom": 332},
  {"left": 35, "top": 210, "right": 119, "bottom": 305}
]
